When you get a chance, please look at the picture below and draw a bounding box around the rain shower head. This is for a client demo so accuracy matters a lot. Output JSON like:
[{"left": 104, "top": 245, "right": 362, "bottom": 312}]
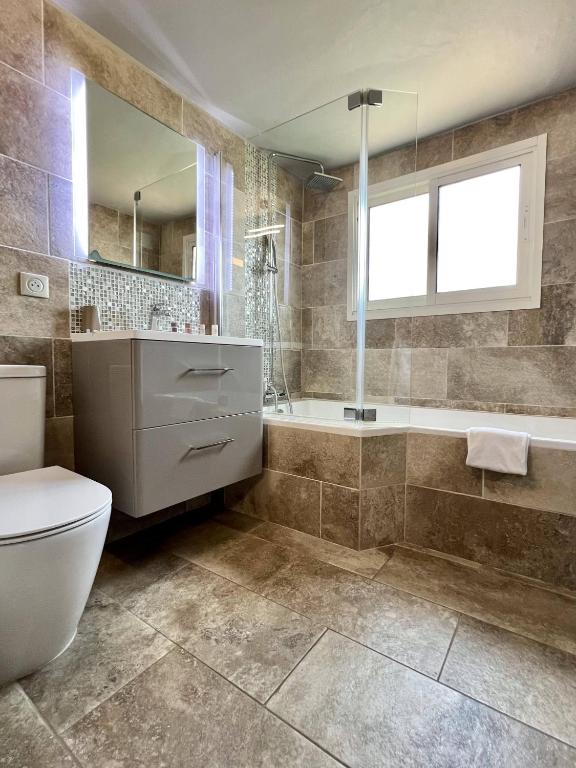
[{"left": 305, "top": 170, "right": 343, "bottom": 193}]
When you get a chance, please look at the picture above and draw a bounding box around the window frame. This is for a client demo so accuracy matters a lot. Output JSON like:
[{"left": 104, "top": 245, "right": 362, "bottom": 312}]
[{"left": 347, "top": 134, "right": 547, "bottom": 320}]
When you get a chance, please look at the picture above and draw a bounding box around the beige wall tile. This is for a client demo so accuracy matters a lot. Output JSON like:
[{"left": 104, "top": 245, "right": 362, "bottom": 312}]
[
  {"left": 302, "top": 259, "right": 347, "bottom": 308},
  {"left": 359, "top": 484, "right": 405, "bottom": 549},
  {"left": 0, "top": 247, "right": 69, "bottom": 337},
  {"left": 545, "top": 154, "right": 576, "bottom": 224},
  {"left": 364, "top": 349, "right": 411, "bottom": 399},
  {"left": 410, "top": 348, "right": 448, "bottom": 400},
  {"left": 405, "top": 485, "right": 576, "bottom": 590},
  {"left": 0, "top": 334, "right": 53, "bottom": 416},
  {"left": 406, "top": 433, "right": 482, "bottom": 495},
  {"left": 313, "top": 214, "right": 348, "bottom": 263},
  {"left": 89, "top": 203, "right": 119, "bottom": 246},
  {"left": 303, "top": 164, "right": 354, "bottom": 222},
  {"left": 0, "top": 0, "right": 42, "bottom": 79},
  {"left": 508, "top": 283, "right": 576, "bottom": 346},
  {"left": 302, "top": 221, "right": 313, "bottom": 265},
  {"left": 368, "top": 144, "right": 415, "bottom": 184},
  {"left": 361, "top": 434, "right": 406, "bottom": 489},
  {"left": 447, "top": 346, "right": 576, "bottom": 407},
  {"left": 43, "top": 3, "right": 182, "bottom": 132},
  {"left": 484, "top": 446, "right": 576, "bottom": 515},
  {"left": 416, "top": 133, "right": 453, "bottom": 170},
  {"left": 48, "top": 175, "right": 74, "bottom": 260},
  {"left": 0, "top": 155, "right": 48, "bottom": 252},
  {"left": 301, "top": 349, "right": 354, "bottom": 396},
  {"left": 44, "top": 415, "right": 74, "bottom": 470},
  {"left": 302, "top": 307, "right": 312, "bottom": 349},
  {"left": 412, "top": 312, "right": 508, "bottom": 348},
  {"left": 54, "top": 337, "right": 72, "bottom": 416},
  {"left": 365, "top": 318, "right": 400, "bottom": 349},
  {"left": 268, "top": 425, "right": 360, "bottom": 488},
  {"left": 225, "top": 469, "right": 321, "bottom": 537},
  {"left": 290, "top": 219, "right": 302, "bottom": 266},
  {"left": 312, "top": 305, "right": 356, "bottom": 349},
  {"left": 276, "top": 258, "right": 301, "bottom": 309},
  {"left": 274, "top": 167, "right": 302, "bottom": 222},
  {"left": 542, "top": 218, "right": 576, "bottom": 285},
  {"left": 0, "top": 63, "right": 71, "bottom": 178},
  {"left": 321, "top": 483, "right": 360, "bottom": 549}
]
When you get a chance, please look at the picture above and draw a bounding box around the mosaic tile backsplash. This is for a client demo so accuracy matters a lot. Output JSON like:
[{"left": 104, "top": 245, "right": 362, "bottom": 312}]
[{"left": 70, "top": 262, "right": 201, "bottom": 333}]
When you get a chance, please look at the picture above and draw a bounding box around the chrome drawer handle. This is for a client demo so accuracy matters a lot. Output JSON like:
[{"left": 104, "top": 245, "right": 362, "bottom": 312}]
[
  {"left": 185, "top": 367, "right": 235, "bottom": 374},
  {"left": 186, "top": 438, "right": 235, "bottom": 452}
]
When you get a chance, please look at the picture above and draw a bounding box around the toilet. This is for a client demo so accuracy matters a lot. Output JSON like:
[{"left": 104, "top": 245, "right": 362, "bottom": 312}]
[{"left": 0, "top": 364, "right": 112, "bottom": 685}]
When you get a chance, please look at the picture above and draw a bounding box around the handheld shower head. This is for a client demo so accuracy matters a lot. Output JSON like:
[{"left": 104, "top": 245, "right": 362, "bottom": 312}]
[{"left": 305, "top": 170, "right": 343, "bottom": 193}]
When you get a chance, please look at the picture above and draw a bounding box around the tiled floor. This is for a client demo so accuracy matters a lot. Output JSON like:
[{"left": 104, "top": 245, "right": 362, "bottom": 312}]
[{"left": 4, "top": 510, "right": 576, "bottom": 767}]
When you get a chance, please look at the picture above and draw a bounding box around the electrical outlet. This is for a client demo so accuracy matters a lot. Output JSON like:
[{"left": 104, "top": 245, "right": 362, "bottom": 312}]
[{"left": 20, "top": 272, "right": 49, "bottom": 299}]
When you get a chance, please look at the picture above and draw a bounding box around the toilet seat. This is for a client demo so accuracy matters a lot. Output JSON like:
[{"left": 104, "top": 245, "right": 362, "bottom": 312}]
[{"left": 0, "top": 466, "right": 112, "bottom": 545}]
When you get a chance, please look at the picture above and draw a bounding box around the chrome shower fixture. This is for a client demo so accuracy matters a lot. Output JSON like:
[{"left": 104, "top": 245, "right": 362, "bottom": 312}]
[{"left": 268, "top": 151, "right": 342, "bottom": 192}]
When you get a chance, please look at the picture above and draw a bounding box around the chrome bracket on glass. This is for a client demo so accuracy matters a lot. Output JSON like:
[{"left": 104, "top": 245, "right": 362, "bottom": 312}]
[
  {"left": 186, "top": 438, "right": 235, "bottom": 452},
  {"left": 344, "top": 407, "right": 377, "bottom": 422},
  {"left": 347, "top": 89, "right": 383, "bottom": 110},
  {"left": 185, "top": 367, "right": 235, "bottom": 374}
]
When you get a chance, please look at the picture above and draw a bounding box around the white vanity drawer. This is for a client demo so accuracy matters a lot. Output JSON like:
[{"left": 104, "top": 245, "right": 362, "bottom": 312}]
[
  {"left": 133, "top": 340, "right": 263, "bottom": 428},
  {"left": 133, "top": 412, "right": 262, "bottom": 516}
]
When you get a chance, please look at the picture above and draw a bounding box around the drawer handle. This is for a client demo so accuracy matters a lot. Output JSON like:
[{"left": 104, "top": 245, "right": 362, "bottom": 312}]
[
  {"left": 185, "top": 367, "right": 235, "bottom": 374},
  {"left": 186, "top": 438, "right": 235, "bottom": 452}
]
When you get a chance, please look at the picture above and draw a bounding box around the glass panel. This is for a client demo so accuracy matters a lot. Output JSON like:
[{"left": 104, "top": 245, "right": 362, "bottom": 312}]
[
  {"left": 437, "top": 165, "right": 521, "bottom": 293},
  {"left": 368, "top": 193, "right": 429, "bottom": 300}
]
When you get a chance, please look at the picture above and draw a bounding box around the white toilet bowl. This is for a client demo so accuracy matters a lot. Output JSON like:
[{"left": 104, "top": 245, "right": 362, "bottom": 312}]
[{"left": 0, "top": 465, "right": 112, "bottom": 685}]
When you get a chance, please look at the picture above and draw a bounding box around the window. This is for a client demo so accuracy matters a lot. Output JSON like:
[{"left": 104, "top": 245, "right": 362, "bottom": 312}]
[{"left": 348, "top": 135, "right": 547, "bottom": 319}]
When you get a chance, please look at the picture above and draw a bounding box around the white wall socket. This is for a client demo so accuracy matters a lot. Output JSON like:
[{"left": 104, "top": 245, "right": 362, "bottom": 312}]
[{"left": 20, "top": 272, "right": 50, "bottom": 299}]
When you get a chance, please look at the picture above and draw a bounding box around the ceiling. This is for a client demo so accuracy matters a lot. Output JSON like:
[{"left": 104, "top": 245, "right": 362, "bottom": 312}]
[
  {"left": 60, "top": 0, "right": 576, "bottom": 166},
  {"left": 87, "top": 79, "right": 197, "bottom": 220}
]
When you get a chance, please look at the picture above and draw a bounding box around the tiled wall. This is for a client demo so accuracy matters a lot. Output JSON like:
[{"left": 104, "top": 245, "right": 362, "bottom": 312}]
[
  {"left": 0, "top": 0, "right": 249, "bottom": 469},
  {"left": 226, "top": 424, "right": 576, "bottom": 590},
  {"left": 301, "top": 89, "right": 576, "bottom": 416}
]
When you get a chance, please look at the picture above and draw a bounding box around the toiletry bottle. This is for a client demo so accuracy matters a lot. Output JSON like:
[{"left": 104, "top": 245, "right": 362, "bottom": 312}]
[
  {"left": 170, "top": 322, "right": 178, "bottom": 333},
  {"left": 211, "top": 324, "right": 219, "bottom": 336}
]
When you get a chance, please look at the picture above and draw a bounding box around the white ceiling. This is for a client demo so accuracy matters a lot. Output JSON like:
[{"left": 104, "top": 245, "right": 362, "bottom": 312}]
[{"left": 59, "top": 0, "right": 576, "bottom": 166}]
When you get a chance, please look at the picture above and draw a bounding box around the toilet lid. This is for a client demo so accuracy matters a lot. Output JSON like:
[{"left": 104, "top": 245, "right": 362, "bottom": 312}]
[{"left": 0, "top": 466, "right": 112, "bottom": 542}]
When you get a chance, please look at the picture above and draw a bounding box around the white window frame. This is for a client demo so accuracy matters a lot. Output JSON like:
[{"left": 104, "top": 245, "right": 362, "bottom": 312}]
[{"left": 347, "top": 134, "right": 547, "bottom": 320}]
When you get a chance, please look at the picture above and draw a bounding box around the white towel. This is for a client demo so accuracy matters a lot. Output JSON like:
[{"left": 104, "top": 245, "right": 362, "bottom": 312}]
[{"left": 466, "top": 427, "right": 530, "bottom": 475}]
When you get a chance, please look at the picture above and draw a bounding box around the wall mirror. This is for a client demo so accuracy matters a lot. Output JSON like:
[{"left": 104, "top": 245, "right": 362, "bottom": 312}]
[{"left": 72, "top": 73, "right": 207, "bottom": 282}]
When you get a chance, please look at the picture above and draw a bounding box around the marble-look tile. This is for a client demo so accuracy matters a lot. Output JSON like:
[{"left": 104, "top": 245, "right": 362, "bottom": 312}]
[
  {"left": 364, "top": 348, "right": 411, "bottom": 399},
  {"left": 545, "top": 153, "right": 576, "bottom": 224},
  {"left": 0, "top": 156, "right": 48, "bottom": 252},
  {"left": 441, "top": 617, "right": 576, "bottom": 747},
  {"left": 446, "top": 346, "right": 576, "bottom": 407},
  {"left": 126, "top": 562, "right": 323, "bottom": 702},
  {"left": 64, "top": 649, "right": 340, "bottom": 768},
  {"left": 302, "top": 258, "right": 347, "bottom": 307},
  {"left": 312, "top": 304, "right": 356, "bottom": 348},
  {"left": 484, "top": 446, "right": 576, "bottom": 515},
  {"left": 365, "top": 317, "right": 400, "bottom": 348},
  {"left": 508, "top": 283, "right": 576, "bottom": 346},
  {"left": 268, "top": 425, "right": 360, "bottom": 487},
  {"left": 54, "top": 338, "right": 73, "bottom": 417},
  {"left": 273, "top": 348, "right": 301, "bottom": 394},
  {"left": 251, "top": 520, "right": 391, "bottom": 578},
  {"left": 252, "top": 556, "right": 458, "bottom": 677},
  {"left": 269, "top": 630, "right": 576, "bottom": 768},
  {"left": 0, "top": 63, "right": 71, "bottom": 178},
  {"left": 375, "top": 546, "right": 576, "bottom": 655},
  {"left": 505, "top": 402, "right": 576, "bottom": 418},
  {"left": 290, "top": 218, "right": 303, "bottom": 265},
  {"left": 20, "top": 591, "right": 172, "bottom": 733},
  {"left": 0, "top": 684, "right": 76, "bottom": 767},
  {"left": 303, "top": 164, "right": 355, "bottom": 222},
  {"left": 406, "top": 433, "right": 482, "bottom": 495},
  {"left": 48, "top": 176, "right": 74, "bottom": 260},
  {"left": 276, "top": 258, "right": 301, "bottom": 309},
  {"left": 405, "top": 485, "right": 576, "bottom": 590},
  {"left": 302, "top": 220, "right": 314, "bottom": 265},
  {"left": 165, "top": 519, "right": 299, "bottom": 588},
  {"left": 361, "top": 433, "right": 406, "bottom": 488},
  {"left": 542, "top": 218, "right": 576, "bottom": 285},
  {"left": 368, "top": 144, "right": 415, "bottom": 184},
  {"left": 225, "top": 470, "right": 321, "bottom": 536},
  {"left": 0, "top": 0, "right": 43, "bottom": 79},
  {"left": 359, "top": 484, "right": 405, "bottom": 549},
  {"left": 274, "top": 166, "right": 303, "bottom": 222},
  {"left": 44, "top": 416, "right": 74, "bottom": 470},
  {"left": 313, "top": 213, "right": 348, "bottom": 262},
  {"left": 412, "top": 311, "right": 509, "bottom": 347},
  {"left": 410, "top": 348, "right": 448, "bottom": 399},
  {"left": 184, "top": 102, "right": 245, "bottom": 191},
  {"left": 89, "top": 203, "right": 118, "bottom": 246},
  {"left": 0, "top": 247, "right": 69, "bottom": 337},
  {"left": 301, "top": 348, "right": 355, "bottom": 396},
  {"left": 213, "top": 508, "right": 263, "bottom": 532},
  {"left": 44, "top": 4, "right": 182, "bottom": 132},
  {"left": 0, "top": 334, "right": 53, "bottom": 416},
  {"left": 321, "top": 483, "right": 360, "bottom": 548},
  {"left": 416, "top": 132, "right": 453, "bottom": 169}
]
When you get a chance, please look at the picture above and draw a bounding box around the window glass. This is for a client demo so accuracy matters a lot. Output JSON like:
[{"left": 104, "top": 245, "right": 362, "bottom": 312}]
[
  {"left": 436, "top": 166, "right": 521, "bottom": 293},
  {"left": 368, "top": 193, "right": 429, "bottom": 301}
]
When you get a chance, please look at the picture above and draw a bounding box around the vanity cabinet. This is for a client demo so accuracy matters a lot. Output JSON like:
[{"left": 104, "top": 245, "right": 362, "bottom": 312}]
[{"left": 72, "top": 333, "right": 263, "bottom": 517}]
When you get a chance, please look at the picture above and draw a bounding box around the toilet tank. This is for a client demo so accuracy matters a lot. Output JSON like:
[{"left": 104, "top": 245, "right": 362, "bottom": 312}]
[{"left": 0, "top": 365, "right": 46, "bottom": 476}]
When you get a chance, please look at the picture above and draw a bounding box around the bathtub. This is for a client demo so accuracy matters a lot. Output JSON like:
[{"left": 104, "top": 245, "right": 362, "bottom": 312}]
[{"left": 264, "top": 399, "right": 576, "bottom": 450}]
